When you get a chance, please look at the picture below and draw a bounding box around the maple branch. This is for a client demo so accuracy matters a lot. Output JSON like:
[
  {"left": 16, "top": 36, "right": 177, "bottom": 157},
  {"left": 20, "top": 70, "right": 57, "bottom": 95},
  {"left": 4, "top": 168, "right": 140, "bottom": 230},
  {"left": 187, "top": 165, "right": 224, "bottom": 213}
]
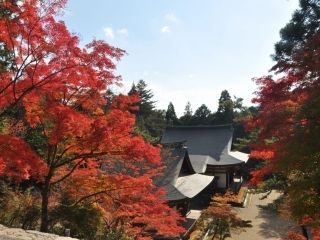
[
  {"left": 63, "top": 86, "right": 84, "bottom": 105},
  {"left": 47, "top": 144, "right": 59, "bottom": 167},
  {"left": 53, "top": 150, "right": 109, "bottom": 168},
  {"left": 35, "top": 64, "right": 80, "bottom": 88},
  {"left": 50, "top": 158, "right": 85, "bottom": 185},
  {"left": 72, "top": 185, "right": 142, "bottom": 206},
  {"left": 51, "top": 148, "right": 112, "bottom": 185},
  {"left": 4, "top": 18, "right": 17, "bottom": 68},
  {"left": 29, "top": 59, "right": 40, "bottom": 85},
  {"left": 46, "top": 145, "right": 53, "bottom": 166},
  {"left": 76, "top": 191, "right": 122, "bottom": 208},
  {"left": 0, "top": 53, "right": 41, "bottom": 97},
  {"left": 51, "top": 149, "right": 126, "bottom": 188},
  {"left": 0, "top": 17, "right": 40, "bottom": 97},
  {"left": 55, "top": 145, "right": 75, "bottom": 161},
  {"left": 0, "top": 64, "right": 79, "bottom": 117}
]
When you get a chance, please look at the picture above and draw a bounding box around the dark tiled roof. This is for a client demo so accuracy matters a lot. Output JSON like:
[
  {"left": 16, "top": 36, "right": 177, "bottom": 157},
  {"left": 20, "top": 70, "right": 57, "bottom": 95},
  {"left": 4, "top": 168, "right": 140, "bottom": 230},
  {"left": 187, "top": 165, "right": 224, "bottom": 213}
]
[
  {"left": 157, "top": 142, "right": 191, "bottom": 187},
  {"left": 161, "top": 125, "right": 245, "bottom": 172},
  {"left": 157, "top": 143, "right": 214, "bottom": 201}
]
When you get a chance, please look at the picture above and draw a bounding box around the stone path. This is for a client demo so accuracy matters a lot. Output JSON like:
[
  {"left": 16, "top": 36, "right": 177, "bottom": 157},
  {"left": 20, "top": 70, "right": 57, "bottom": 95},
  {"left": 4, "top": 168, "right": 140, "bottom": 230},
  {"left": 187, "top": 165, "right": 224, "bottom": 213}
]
[
  {"left": 227, "top": 191, "right": 297, "bottom": 240},
  {"left": 0, "top": 225, "right": 77, "bottom": 240}
]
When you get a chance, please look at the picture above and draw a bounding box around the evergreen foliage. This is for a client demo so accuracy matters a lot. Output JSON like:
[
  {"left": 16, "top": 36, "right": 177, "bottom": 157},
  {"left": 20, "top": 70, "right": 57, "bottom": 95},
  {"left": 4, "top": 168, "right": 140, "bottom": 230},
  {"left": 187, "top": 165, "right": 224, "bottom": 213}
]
[
  {"left": 135, "top": 80, "right": 156, "bottom": 116},
  {"left": 129, "top": 80, "right": 166, "bottom": 143},
  {"left": 273, "top": 0, "right": 320, "bottom": 63},
  {"left": 192, "top": 104, "right": 212, "bottom": 125},
  {"left": 179, "top": 102, "right": 194, "bottom": 125},
  {"left": 165, "top": 102, "right": 179, "bottom": 126},
  {"left": 214, "top": 90, "right": 234, "bottom": 124}
]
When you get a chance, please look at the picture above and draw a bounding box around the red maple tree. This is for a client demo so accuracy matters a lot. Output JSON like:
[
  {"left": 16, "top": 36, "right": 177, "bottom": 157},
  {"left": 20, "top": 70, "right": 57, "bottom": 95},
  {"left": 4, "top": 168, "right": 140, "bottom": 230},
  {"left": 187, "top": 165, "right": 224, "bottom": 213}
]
[
  {"left": 248, "top": 22, "right": 320, "bottom": 240},
  {"left": 0, "top": 1, "right": 184, "bottom": 238}
]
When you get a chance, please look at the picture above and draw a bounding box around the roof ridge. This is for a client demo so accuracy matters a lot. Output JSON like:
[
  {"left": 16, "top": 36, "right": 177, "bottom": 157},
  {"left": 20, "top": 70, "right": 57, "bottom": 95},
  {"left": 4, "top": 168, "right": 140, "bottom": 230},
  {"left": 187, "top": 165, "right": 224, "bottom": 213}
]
[{"left": 166, "top": 124, "right": 233, "bottom": 129}]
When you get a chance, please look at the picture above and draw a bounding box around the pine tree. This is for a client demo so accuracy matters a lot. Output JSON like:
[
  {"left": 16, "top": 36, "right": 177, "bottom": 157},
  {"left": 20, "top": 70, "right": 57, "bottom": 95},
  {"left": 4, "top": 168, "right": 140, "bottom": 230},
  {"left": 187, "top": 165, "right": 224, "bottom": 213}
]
[
  {"left": 135, "top": 80, "right": 156, "bottom": 117},
  {"left": 129, "top": 80, "right": 165, "bottom": 142},
  {"left": 193, "top": 104, "right": 211, "bottom": 125},
  {"left": 273, "top": 0, "right": 320, "bottom": 63},
  {"left": 215, "top": 90, "right": 234, "bottom": 124},
  {"left": 165, "top": 102, "right": 179, "bottom": 126},
  {"left": 184, "top": 101, "right": 193, "bottom": 116},
  {"left": 128, "top": 82, "right": 137, "bottom": 96},
  {"left": 179, "top": 102, "right": 193, "bottom": 125}
]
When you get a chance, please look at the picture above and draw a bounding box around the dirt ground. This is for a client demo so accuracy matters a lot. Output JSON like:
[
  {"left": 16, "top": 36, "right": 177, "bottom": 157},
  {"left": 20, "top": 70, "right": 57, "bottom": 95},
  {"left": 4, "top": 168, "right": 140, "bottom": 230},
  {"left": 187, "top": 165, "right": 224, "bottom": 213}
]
[{"left": 226, "top": 191, "right": 297, "bottom": 240}]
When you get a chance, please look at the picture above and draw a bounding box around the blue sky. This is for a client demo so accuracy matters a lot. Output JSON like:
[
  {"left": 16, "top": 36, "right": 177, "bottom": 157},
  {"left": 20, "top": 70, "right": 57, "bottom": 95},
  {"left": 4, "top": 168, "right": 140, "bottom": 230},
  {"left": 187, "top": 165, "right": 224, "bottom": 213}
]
[{"left": 63, "top": 0, "right": 299, "bottom": 116}]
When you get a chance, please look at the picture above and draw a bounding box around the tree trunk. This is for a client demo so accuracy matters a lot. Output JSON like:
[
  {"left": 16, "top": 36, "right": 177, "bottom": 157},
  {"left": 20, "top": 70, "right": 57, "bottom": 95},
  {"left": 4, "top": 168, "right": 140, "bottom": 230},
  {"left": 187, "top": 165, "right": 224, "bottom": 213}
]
[
  {"left": 40, "top": 173, "right": 52, "bottom": 232},
  {"left": 40, "top": 185, "right": 49, "bottom": 232}
]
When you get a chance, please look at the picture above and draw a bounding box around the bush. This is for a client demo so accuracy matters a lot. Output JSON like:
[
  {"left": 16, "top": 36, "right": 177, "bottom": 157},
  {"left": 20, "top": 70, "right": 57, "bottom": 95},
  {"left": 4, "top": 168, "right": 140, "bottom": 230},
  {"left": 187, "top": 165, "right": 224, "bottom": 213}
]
[
  {"left": 0, "top": 183, "right": 41, "bottom": 229},
  {"left": 50, "top": 195, "right": 104, "bottom": 239}
]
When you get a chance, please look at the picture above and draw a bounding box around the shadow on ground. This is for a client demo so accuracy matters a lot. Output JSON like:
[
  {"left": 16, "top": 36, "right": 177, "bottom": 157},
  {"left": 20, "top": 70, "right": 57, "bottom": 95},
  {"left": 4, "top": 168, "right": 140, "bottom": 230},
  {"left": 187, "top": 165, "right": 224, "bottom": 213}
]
[{"left": 256, "top": 204, "right": 297, "bottom": 239}]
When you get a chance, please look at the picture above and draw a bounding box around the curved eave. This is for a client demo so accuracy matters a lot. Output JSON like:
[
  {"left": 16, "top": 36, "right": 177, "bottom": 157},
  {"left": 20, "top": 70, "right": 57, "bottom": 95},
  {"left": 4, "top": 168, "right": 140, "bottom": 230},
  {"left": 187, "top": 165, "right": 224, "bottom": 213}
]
[
  {"left": 229, "top": 151, "right": 249, "bottom": 163},
  {"left": 174, "top": 174, "right": 214, "bottom": 199},
  {"left": 164, "top": 174, "right": 214, "bottom": 201}
]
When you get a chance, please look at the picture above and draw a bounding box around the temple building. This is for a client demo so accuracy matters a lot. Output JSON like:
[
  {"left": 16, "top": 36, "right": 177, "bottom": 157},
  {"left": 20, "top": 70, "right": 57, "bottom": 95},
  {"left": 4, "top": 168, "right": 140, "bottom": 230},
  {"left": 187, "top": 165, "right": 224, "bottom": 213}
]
[
  {"left": 161, "top": 125, "right": 248, "bottom": 192},
  {"left": 157, "top": 142, "right": 214, "bottom": 215}
]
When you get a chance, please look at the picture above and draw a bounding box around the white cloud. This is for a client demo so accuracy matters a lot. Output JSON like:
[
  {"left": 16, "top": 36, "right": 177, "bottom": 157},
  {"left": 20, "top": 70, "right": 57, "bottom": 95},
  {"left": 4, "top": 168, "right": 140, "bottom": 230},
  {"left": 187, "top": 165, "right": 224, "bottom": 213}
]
[
  {"left": 103, "top": 27, "right": 114, "bottom": 39},
  {"left": 161, "top": 13, "right": 178, "bottom": 34},
  {"left": 117, "top": 28, "right": 128, "bottom": 36},
  {"left": 161, "top": 25, "right": 171, "bottom": 33},
  {"left": 103, "top": 27, "right": 129, "bottom": 39},
  {"left": 165, "top": 13, "right": 178, "bottom": 23}
]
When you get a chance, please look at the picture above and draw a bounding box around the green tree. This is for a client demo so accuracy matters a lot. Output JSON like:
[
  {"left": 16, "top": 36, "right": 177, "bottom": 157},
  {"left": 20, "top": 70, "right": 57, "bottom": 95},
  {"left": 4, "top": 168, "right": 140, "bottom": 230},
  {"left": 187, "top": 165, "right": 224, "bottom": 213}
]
[
  {"left": 144, "top": 109, "right": 166, "bottom": 140},
  {"left": 184, "top": 101, "right": 193, "bottom": 116},
  {"left": 214, "top": 90, "right": 234, "bottom": 124},
  {"left": 179, "top": 102, "right": 193, "bottom": 125},
  {"left": 129, "top": 80, "right": 165, "bottom": 142},
  {"left": 128, "top": 82, "right": 137, "bottom": 96},
  {"left": 135, "top": 80, "right": 156, "bottom": 117},
  {"left": 273, "top": 0, "right": 320, "bottom": 63},
  {"left": 213, "top": 90, "right": 245, "bottom": 125},
  {"left": 165, "top": 102, "right": 179, "bottom": 126},
  {"left": 192, "top": 104, "right": 211, "bottom": 125},
  {"left": 232, "top": 106, "right": 259, "bottom": 152}
]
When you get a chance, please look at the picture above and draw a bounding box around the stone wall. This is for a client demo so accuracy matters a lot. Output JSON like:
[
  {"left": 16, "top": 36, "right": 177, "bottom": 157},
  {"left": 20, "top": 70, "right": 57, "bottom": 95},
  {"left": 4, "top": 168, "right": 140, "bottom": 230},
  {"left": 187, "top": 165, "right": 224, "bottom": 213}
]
[{"left": 0, "top": 225, "right": 78, "bottom": 240}]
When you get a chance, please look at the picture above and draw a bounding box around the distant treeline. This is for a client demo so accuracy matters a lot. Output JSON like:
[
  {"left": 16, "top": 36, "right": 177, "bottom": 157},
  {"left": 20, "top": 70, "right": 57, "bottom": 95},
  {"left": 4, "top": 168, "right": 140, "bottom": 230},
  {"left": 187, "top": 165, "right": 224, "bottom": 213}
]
[{"left": 126, "top": 80, "right": 258, "bottom": 146}]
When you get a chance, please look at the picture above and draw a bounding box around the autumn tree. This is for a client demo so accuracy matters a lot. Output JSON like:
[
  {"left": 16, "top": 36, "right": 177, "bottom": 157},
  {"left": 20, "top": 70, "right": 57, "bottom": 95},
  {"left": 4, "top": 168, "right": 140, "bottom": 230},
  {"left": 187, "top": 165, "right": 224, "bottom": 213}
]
[
  {"left": 198, "top": 191, "right": 248, "bottom": 240},
  {"left": 249, "top": 0, "right": 320, "bottom": 238},
  {"left": 0, "top": 1, "right": 184, "bottom": 238}
]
